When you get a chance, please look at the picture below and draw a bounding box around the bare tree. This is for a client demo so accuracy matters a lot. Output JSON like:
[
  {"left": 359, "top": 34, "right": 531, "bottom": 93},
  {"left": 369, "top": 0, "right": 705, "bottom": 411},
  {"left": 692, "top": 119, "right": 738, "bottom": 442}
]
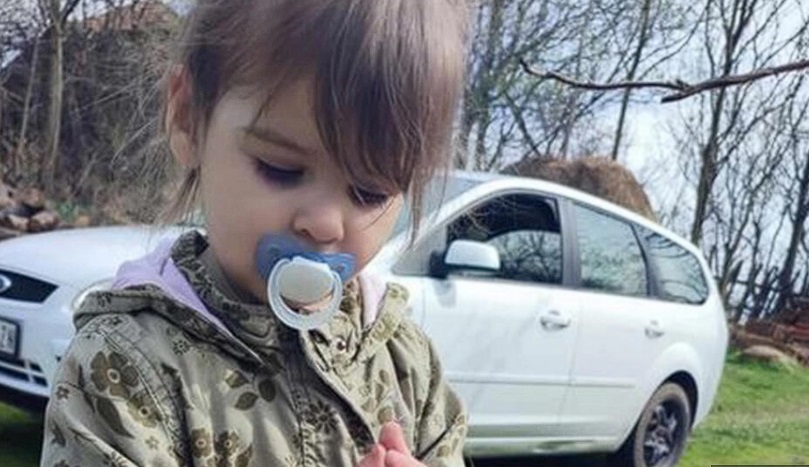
[
  {"left": 40, "top": 0, "right": 81, "bottom": 191},
  {"left": 607, "top": 0, "right": 706, "bottom": 160},
  {"left": 772, "top": 82, "right": 809, "bottom": 315},
  {"left": 517, "top": 0, "right": 809, "bottom": 322},
  {"left": 688, "top": 0, "right": 809, "bottom": 320},
  {"left": 460, "top": 0, "right": 698, "bottom": 171},
  {"left": 609, "top": 0, "right": 655, "bottom": 160},
  {"left": 1, "top": 0, "right": 178, "bottom": 223}
]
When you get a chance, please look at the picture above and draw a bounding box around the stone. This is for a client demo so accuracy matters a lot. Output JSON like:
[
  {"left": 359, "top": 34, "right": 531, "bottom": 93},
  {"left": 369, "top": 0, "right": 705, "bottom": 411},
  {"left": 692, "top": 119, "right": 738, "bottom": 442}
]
[
  {"left": 72, "top": 214, "right": 92, "bottom": 228},
  {"left": 28, "top": 210, "right": 60, "bottom": 233},
  {"left": 0, "top": 213, "right": 29, "bottom": 232},
  {"left": 741, "top": 345, "right": 798, "bottom": 367}
]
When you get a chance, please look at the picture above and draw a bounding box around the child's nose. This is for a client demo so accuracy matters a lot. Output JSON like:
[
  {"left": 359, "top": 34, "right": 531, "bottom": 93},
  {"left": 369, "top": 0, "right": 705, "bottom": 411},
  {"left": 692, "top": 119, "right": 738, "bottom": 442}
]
[{"left": 292, "top": 194, "right": 345, "bottom": 246}]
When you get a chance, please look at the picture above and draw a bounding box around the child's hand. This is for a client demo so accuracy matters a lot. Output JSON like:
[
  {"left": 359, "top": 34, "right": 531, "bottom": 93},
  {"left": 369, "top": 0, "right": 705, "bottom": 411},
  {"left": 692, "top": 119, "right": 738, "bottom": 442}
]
[
  {"left": 358, "top": 422, "right": 428, "bottom": 467},
  {"left": 378, "top": 422, "right": 427, "bottom": 467},
  {"left": 358, "top": 444, "right": 387, "bottom": 467}
]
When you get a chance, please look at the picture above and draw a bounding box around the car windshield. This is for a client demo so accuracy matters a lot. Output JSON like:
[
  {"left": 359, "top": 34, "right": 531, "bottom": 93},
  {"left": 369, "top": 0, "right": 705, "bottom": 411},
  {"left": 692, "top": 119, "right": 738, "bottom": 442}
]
[{"left": 392, "top": 174, "right": 483, "bottom": 237}]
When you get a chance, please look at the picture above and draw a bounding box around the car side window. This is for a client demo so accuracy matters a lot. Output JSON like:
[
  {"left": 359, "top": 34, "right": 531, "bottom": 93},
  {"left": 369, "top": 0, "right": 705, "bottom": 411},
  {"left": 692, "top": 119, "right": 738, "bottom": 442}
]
[
  {"left": 447, "top": 194, "right": 563, "bottom": 284},
  {"left": 575, "top": 204, "right": 648, "bottom": 297},
  {"left": 637, "top": 227, "right": 709, "bottom": 304}
]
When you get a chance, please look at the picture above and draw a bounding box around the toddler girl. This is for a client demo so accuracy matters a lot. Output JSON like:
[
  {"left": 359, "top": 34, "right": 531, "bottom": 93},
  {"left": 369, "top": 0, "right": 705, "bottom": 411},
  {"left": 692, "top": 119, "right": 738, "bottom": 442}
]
[{"left": 41, "top": 1, "right": 470, "bottom": 466}]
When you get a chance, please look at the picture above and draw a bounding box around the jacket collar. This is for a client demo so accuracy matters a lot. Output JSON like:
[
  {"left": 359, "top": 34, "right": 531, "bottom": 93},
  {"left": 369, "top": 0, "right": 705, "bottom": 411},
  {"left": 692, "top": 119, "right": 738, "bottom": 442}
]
[{"left": 76, "top": 231, "right": 410, "bottom": 370}]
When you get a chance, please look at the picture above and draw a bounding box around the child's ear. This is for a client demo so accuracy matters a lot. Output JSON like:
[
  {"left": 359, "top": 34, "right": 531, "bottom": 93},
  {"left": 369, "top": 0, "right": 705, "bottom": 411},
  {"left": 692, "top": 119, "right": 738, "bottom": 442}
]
[{"left": 166, "top": 65, "right": 198, "bottom": 168}]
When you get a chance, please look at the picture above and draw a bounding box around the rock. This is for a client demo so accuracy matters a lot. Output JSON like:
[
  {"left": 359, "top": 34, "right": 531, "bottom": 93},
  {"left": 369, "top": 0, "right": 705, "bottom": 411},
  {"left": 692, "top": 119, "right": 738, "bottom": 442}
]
[
  {"left": 786, "top": 344, "right": 809, "bottom": 366},
  {"left": 72, "top": 214, "right": 92, "bottom": 228},
  {"left": 18, "top": 187, "right": 46, "bottom": 211},
  {"left": 730, "top": 328, "right": 784, "bottom": 352},
  {"left": 28, "top": 210, "right": 60, "bottom": 233},
  {"left": 0, "top": 213, "right": 29, "bottom": 232},
  {"left": 741, "top": 345, "right": 799, "bottom": 367}
]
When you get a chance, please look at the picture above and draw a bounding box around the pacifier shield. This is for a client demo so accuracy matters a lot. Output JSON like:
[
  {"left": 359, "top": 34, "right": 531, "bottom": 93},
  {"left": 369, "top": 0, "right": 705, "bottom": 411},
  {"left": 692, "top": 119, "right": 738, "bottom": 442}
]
[
  {"left": 255, "top": 233, "right": 356, "bottom": 330},
  {"left": 275, "top": 258, "right": 333, "bottom": 305}
]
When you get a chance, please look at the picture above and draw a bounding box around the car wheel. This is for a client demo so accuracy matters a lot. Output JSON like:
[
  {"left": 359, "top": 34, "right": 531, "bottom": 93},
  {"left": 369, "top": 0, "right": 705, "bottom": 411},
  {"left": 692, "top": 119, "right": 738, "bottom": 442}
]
[{"left": 608, "top": 382, "right": 692, "bottom": 467}]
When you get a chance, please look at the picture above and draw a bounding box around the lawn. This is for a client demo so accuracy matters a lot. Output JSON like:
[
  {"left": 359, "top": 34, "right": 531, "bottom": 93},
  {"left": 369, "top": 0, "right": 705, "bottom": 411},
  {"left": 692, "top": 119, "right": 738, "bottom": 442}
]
[
  {"left": 2, "top": 353, "right": 808, "bottom": 467},
  {"left": 680, "top": 352, "right": 809, "bottom": 466},
  {"left": 0, "top": 402, "right": 43, "bottom": 467}
]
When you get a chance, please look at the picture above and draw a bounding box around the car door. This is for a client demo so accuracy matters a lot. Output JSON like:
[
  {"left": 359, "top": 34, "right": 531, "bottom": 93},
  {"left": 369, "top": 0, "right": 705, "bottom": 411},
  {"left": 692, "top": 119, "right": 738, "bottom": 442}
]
[
  {"left": 395, "top": 191, "right": 581, "bottom": 439},
  {"left": 558, "top": 203, "right": 673, "bottom": 439}
]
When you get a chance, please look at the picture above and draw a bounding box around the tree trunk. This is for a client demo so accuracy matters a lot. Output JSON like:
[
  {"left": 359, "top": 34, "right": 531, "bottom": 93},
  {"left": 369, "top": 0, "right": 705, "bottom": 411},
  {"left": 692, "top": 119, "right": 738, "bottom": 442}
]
[
  {"left": 689, "top": 0, "right": 746, "bottom": 244},
  {"left": 774, "top": 152, "right": 809, "bottom": 314},
  {"left": 611, "top": 0, "right": 654, "bottom": 161},
  {"left": 15, "top": 36, "right": 41, "bottom": 181},
  {"left": 42, "top": 0, "right": 64, "bottom": 191},
  {"left": 457, "top": 0, "right": 505, "bottom": 170},
  {"left": 456, "top": 99, "right": 475, "bottom": 170}
]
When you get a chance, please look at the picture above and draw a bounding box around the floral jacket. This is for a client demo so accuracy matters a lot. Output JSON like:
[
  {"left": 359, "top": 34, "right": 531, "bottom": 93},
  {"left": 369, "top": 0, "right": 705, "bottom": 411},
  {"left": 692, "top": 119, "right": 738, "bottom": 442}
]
[{"left": 40, "top": 232, "right": 467, "bottom": 467}]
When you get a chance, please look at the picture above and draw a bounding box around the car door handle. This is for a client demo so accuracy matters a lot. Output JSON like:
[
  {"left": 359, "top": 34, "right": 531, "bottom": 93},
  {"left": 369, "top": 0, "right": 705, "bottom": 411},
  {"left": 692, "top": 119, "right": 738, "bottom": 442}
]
[
  {"left": 539, "top": 310, "right": 571, "bottom": 330},
  {"left": 645, "top": 321, "right": 665, "bottom": 338}
]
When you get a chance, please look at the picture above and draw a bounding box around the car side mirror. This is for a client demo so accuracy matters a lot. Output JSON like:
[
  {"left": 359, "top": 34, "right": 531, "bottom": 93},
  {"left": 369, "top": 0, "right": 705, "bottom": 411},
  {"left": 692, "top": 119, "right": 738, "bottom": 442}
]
[{"left": 429, "top": 240, "right": 501, "bottom": 279}]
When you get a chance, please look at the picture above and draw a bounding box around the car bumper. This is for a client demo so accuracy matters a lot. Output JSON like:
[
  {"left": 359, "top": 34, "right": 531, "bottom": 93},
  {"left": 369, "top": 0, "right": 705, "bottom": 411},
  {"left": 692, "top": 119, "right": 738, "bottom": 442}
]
[
  {"left": 0, "top": 286, "right": 77, "bottom": 410},
  {"left": 0, "top": 380, "right": 48, "bottom": 413}
]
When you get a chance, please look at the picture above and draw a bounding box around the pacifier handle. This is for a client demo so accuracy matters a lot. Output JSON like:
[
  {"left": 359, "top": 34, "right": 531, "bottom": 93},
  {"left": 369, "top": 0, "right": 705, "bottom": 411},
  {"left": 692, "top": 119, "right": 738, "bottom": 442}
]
[{"left": 266, "top": 258, "right": 343, "bottom": 331}]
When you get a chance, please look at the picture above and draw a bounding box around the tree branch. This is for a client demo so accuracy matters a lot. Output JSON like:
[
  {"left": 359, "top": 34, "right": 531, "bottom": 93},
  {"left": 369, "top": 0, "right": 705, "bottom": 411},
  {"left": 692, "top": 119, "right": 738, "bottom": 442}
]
[
  {"left": 520, "top": 57, "right": 809, "bottom": 103},
  {"left": 60, "top": 0, "right": 82, "bottom": 26}
]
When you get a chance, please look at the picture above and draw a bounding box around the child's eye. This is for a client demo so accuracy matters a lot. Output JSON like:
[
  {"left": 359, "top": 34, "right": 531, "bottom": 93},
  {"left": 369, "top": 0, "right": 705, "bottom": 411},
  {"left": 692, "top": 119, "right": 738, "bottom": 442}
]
[
  {"left": 254, "top": 159, "right": 302, "bottom": 185},
  {"left": 350, "top": 187, "right": 391, "bottom": 208}
]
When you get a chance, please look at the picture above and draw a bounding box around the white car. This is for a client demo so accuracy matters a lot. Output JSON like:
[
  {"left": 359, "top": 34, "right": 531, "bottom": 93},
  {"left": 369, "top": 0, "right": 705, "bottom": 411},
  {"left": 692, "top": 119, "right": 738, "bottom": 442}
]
[{"left": 0, "top": 171, "right": 727, "bottom": 466}]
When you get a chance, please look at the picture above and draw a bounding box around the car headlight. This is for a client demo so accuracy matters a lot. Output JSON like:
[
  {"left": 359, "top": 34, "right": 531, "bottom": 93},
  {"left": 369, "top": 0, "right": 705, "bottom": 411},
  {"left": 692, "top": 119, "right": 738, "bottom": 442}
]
[{"left": 71, "top": 279, "right": 113, "bottom": 312}]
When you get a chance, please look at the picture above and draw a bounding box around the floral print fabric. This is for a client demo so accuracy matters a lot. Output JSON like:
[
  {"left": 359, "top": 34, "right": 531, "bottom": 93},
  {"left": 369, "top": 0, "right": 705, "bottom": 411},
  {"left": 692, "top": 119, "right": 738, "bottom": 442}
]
[{"left": 40, "top": 232, "right": 467, "bottom": 466}]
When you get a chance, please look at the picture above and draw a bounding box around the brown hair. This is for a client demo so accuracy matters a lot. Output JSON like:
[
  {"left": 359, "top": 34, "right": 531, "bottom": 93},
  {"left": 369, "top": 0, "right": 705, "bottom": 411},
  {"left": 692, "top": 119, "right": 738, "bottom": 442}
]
[{"left": 163, "top": 0, "right": 470, "bottom": 240}]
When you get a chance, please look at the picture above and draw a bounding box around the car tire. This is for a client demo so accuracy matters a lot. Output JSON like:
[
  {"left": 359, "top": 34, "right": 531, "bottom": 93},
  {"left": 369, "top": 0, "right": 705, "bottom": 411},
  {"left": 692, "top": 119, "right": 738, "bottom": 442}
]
[{"left": 608, "top": 382, "right": 692, "bottom": 467}]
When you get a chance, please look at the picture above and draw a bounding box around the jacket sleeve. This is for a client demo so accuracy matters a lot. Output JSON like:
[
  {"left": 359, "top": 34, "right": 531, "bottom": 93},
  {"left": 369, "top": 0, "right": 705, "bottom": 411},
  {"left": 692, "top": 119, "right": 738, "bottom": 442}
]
[
  {"left": 413, "top": 337, "right": 468, "bottom": 467},
  {"left": 40, "top": 324, "right": 185, "bottom": 467}
]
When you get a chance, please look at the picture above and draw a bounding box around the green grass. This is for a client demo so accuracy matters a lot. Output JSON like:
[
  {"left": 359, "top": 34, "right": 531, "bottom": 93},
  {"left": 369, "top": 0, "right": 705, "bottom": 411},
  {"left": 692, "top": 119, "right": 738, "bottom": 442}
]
[
  {"left": 680, "top": 352, "right": 809, "bottom": 466},
  {"left": 0, "top": 403, "right": 43, "bottom": 467}
]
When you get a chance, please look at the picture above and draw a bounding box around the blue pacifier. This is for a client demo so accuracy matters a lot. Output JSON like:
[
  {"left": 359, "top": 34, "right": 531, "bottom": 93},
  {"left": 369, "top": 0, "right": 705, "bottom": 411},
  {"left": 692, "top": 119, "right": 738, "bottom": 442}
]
[{"left": 256, "top": 233, "right": 356, "bottom": 330}]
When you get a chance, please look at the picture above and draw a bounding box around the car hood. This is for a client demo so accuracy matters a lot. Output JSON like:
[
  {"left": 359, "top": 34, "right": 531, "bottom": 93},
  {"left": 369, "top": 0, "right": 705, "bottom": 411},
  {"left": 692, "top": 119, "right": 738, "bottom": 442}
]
[{"left": 0, "top": 225, "right": 190, "bottom": 289}]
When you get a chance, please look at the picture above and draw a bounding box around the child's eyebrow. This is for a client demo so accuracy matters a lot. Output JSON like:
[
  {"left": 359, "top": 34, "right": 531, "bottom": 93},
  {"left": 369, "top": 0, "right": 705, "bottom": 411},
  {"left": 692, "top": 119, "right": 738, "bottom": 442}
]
[{"left": 241, "top": 125, "right": 317, "bottom": 157}]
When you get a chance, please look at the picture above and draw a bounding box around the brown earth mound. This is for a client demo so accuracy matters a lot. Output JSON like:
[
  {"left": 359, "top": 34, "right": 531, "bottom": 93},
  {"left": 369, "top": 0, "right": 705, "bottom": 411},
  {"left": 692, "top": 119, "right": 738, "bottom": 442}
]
[{"left": 504, "top": 157, "right": 657, "bottom": 221}]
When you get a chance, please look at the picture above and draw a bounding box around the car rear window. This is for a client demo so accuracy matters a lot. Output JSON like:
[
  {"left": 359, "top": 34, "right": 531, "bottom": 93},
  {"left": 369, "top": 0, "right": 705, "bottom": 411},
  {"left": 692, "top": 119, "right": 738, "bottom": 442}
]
[{"left": 637, "top": 227, "right": 709, "bottom": 304}]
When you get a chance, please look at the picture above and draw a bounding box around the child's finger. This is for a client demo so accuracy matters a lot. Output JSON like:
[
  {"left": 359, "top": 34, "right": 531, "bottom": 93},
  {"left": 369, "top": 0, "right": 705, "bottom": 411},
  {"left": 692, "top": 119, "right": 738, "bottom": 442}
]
[
  {"left": 384, "top": 449, "right": 425, "bottom": 467},
  {"left": 378, "top": 422, "right": 410, "bottom": 455},
  {"left": 357, "top": 444, "right": 386, "bottom": 467}
]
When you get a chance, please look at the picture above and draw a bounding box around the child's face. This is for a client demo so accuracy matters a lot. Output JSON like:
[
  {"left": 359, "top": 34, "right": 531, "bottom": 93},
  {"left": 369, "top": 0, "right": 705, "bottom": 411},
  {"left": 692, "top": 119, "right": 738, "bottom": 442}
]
[{"left": 172, "top": 79, "right": 404, "bottom": 302}]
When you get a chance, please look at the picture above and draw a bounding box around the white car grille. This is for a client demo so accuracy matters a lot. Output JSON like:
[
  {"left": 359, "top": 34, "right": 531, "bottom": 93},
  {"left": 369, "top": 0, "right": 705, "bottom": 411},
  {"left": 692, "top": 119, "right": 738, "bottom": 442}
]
[{"left": 0, "top": 354, "right": 48, "bottom": 388}]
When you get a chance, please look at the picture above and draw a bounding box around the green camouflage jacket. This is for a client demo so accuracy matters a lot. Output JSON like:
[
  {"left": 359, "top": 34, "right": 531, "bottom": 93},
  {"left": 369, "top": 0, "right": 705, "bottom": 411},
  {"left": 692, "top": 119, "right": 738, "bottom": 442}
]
[{"left": 40, "top": 232, "right": 467, "bottom": 467}]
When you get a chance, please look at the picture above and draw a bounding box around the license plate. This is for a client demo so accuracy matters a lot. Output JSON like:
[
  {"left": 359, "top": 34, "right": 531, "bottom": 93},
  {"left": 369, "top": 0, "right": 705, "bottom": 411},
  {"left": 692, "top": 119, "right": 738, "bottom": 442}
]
[{"left": 0, "top": 318, "right": 19, "bottom": 359}]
